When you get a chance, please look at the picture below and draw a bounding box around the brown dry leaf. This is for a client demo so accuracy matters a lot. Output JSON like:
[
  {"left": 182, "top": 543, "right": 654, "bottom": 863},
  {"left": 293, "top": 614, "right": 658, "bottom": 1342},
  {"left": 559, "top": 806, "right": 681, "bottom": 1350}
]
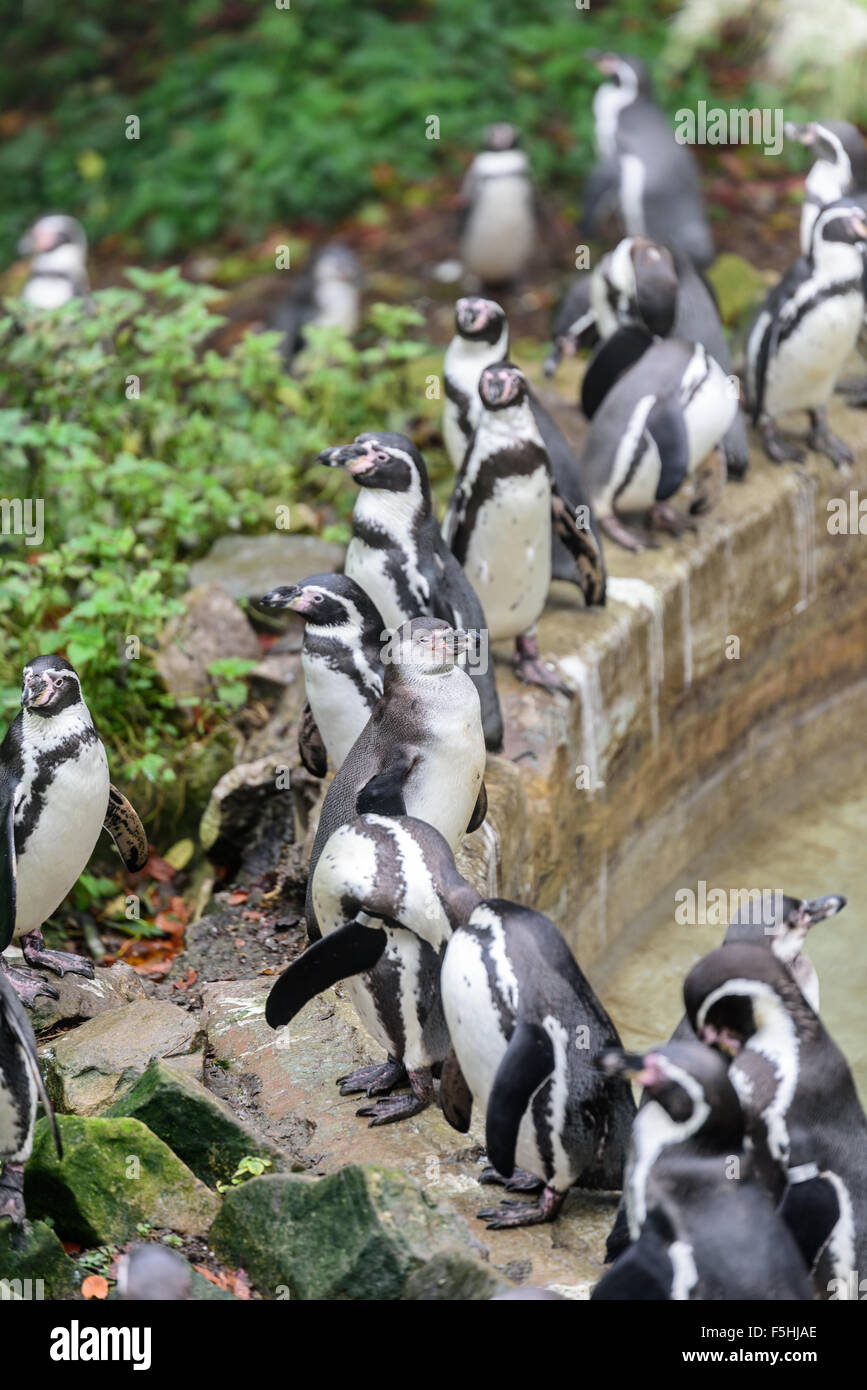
[
  {"left": 173, "top": 966, "right": 199, "bottom": 991},
  {"left": 81, "top": 1274, "right": 109, "bottom": 1300},
  {"left": 227, "top": 890, "right": 249, "bottom": 905}
]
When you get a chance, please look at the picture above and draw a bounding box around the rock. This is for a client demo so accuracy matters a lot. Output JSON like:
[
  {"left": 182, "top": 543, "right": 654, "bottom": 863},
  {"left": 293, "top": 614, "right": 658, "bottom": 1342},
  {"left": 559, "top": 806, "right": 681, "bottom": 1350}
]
[
  {"left": 403, "top": 1250, "right": 505, "bottom": 1301},
  {"left": 209, "top": 1164, "right": 480, "bottom": 1300},
  {"left": 199, "top": 754, "right": 298, "bottom": 880},
  {"left": 188, "top": 534, "right": 345, "bottom": 601},
  {"left": 28, "top": 961, "right": 149, "bottom": 1035},
  {"left": 0, "top": 1219, "right": 79, "bottom": 1299},
  {"left": 155, "top": 584, "right": 260, "bottom": 700},
  {"left": 41, "top": 1000, "right": 205, "bottom": 1115},
  {"left": 25, "top": 1116, "right": 220, "bottom": 1244},
  {"left": 106, "top": 1058, "right": 289, "bottom": 1187}
]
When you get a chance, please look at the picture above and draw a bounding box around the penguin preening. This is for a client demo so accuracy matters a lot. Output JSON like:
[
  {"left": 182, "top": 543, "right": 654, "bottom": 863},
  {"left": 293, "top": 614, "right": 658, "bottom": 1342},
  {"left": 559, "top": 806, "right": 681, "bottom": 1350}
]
[
  {"left": 0, "top": 969, "right": 62, "bottom": 1222},
  {"left": 585, "top": 53, "right": 715, "bottom": 271},
  {"left": 18, "top": 214, "right": 89, "bottom": 308},
  {"left": 259, "top": 573, "right": 385, "bottom": 775},
  {"left": 442, "top": 296, "right": 607, "bottom": 595},
  {"left": 685, "top": 944, "right": 867, "bottom": 1299},
  {"left": 0, "top": 656, "right": 149, "bottom": 1006},
  {"left": 458, "top": 124, "right": 536, "bottom": 290},
  {"left": 746, "top": 199, "right": 867, "bottom": 465},
  {"left": 577, "top": 335, "right": 737, "bottom": 552},
  {"left": 267, "top": 242, "right": 361, "bottom": 369},
  {"left": 592, "top": 1042, "right": 813, "bottom": 1300},
  {"left": 444, "top": 362, "right": 604, "bottom": 691},
  {"left": 317, "top": 430, "right": 504, "bottom": 750}
]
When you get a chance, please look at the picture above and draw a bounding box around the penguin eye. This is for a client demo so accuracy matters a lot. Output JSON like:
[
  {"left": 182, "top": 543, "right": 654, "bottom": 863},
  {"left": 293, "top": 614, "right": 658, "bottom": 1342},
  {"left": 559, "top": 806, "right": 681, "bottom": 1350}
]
[
  {"left": 374, "top": 451, "right": 389, "bottom": 463},
  {"left": 312, "top": 594, "right": 324, "bottom": 603},
  {"left": 54, "top": 676, "right": 64, "bottom": 686}
]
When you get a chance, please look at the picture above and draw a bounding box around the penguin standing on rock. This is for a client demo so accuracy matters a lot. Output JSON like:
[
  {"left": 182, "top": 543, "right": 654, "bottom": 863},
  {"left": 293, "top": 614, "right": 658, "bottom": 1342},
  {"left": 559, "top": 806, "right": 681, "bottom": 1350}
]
[
  {"left": 458, "top": 124, "right": 536, "bottom": 290},
  {"left": 0, "top": 970, "right": 62, "bottom": 1222},
  {"left": 746, "top": 200, "right": 867, "bottom": 465},
  {"left": 584, "top": 53, "right": 715, "bottom": 270},
  {"left": 685, "top": 944, "right": 867, "bottom": 1299},
  {"left": 317, "top": 431, "right": 504, "bottom": 749},
  {"left": 444, "top": 362, "right": 604, "bottom": 691},
  {"left": 592, "top": 1042, "right": 813, "bottom": 1300},
  {"left": 443, "top": 296, "right": 607, "bottom": 593},
  {"left": 259, "top": 573, "right": 385, "bottom": 775},
  {"left": 18, "top": 215, "right": 89, "bottom": 308},
  {"left": 0, "top": 656, "right": 149, "bottom": 1005},
  {"left": 267, "top": 242, "right": 361, "bottom": 370}
]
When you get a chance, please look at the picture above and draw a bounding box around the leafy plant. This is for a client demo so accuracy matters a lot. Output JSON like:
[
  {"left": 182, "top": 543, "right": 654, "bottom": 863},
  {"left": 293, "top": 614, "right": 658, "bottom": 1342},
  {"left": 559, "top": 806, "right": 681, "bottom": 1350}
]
[{"left": 216, "top": 1154, "right": 273, "bottom": 1194}]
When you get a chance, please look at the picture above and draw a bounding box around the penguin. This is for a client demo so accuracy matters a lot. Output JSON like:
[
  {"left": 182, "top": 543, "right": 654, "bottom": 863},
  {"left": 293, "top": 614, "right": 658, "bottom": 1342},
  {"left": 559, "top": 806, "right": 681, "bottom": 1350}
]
[
  {"left": 787, "top": 121, "right": 867, "bottom": 258},
  {"left": 458, "top": 124, "right": 536, "bottom": 290},
  {"left": 442, "top": 296, "right": 607, "bottom": 595},
  {"left": 604, "top": 890, "right": 847, "bottom": 1262},
  {"left": 576, "top": 335, "right": 737, "bottom": 552},
  {"left": 745, "top": 199, "right": 867, "bottom": 465},
  {"left": 444, "top": 362, "right": 605, "bottom": 691},
  {"left": 543, "top": 273, "right": 600, "bottom": 379},
  {"left": 591, "top": 1042, "right": 813, "bottom": 1300},
  {"left": 18, "top": 215, "right": 89, "bottom": 308},
  {"left": 0, "top": 656, "right": 149, "bottom": 1005},
  {"left": 685, "top": 944, "right": 867, "bottom": 1299},
  {"left": 584, "top": 52, "right": 715, "bottom": 270},
  {"left": 0, "top": 968, "right": 62, "bottom": 1222},
  {"left": 258, "top": 573, "right": 385, "bottom": 775},
  {"left": 317, "top": 431, "right": 504, "bottom": 750},
  {"left": 267, "top": 241, "right": 361, "bottom": 369}
]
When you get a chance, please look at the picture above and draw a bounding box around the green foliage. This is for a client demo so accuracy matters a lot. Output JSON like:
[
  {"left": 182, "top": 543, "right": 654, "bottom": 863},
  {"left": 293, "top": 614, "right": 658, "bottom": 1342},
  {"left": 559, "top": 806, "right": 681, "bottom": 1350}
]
[
  {"left": 0, "top": 273, "right": 431, "bottom": 788},
  {"left": 0, "top": 0, "right": 695, "bottom": 259},
  {"left": 216, "top": 1154, "right": 273, "bottom": 1195}
]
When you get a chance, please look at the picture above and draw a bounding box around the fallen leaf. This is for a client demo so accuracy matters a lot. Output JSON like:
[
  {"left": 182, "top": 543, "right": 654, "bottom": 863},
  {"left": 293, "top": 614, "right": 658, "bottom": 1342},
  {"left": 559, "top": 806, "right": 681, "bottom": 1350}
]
[
  {"left": 81, "top": 1274, "right": 109, "bottom": 1300},
  {"left": 173, "top": 966, "right": 198, "bottom": 991},
  {"left": 227, "top": 890, "right": 249, "bottom": 905},
  {"left": 143, "top": 854, "right": 176, "bottom": 883}
]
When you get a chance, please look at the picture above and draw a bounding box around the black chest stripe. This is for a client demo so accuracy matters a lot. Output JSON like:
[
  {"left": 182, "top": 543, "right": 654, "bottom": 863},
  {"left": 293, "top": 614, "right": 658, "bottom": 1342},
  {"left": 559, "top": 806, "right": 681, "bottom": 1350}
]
[
  {"left": 14, "top": 727, "right": 100, "bottom": 852},
  {"left": 777, "top": 277, "right": 863, "bottom": 348}
]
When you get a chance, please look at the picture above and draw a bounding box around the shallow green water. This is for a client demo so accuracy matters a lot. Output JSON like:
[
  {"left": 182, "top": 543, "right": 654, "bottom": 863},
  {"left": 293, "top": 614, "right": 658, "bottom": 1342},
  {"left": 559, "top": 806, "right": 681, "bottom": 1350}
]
[{"left": 591, "top": 737, "right": 867, "bottom": 1102}]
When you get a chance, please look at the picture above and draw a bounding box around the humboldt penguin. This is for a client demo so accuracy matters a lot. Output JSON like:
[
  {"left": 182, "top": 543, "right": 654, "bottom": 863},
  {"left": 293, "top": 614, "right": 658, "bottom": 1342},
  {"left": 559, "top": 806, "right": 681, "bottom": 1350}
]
[
  {"left": 0, "top": 969, "right": 62, "bottom": 1221},
  {"left": 0, "top": 656, "right": 149, "bottom": 1005},
  {"left": 584, "top": 53, "right": 715, "bottom": 270},
  {"left": 685, "top": 944, "right": 867, "bottom": 1299},
  {"left": 18, "top": 214, "right": 89, "bottom": 308},
  {"left": 258, "top": 573, "right": 385, "bottom": 774},
  {"left": 444, "top": 362, "right": 604, "bottom": 690},
  {"left": 318, "top": 430, "right": 504, "bottom": 749},
  {"left": 442, "top": 296, "right": 606, "bottom": 594},
  {"left": 267, "top": 241, "right": 361, "bottom": 368},
  {"left": 458, "top": 124, "right": 536, "bottom": 289},
  {"left": 592, "top": 1042, "right": 813, "bottom": 1300},
  {"left": 745, "top": 199, "right": 867, "bottom": 464}
]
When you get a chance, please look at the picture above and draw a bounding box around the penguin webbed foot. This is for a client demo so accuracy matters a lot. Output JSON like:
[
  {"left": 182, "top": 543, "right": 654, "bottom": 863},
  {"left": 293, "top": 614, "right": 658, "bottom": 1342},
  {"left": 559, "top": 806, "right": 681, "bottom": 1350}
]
[
  {"left": 0, "top": 956, "right": 60, "bottom": 1005},
  {"left": 336, "top": 1054, "right": 407, "bottom": 1097},
  {"left": 807, "top": 409, "right": 853, "bottom": 467},
  {"left": 758, "top": 419, "right": 806, "bottom": 465},
  {"left": 649, "top": 501, "right": 698, "bottom": 537},
  {"left": 355, "top": 1068, "right": 433, "bottom": 1126},
  {"left": 835, "top": 374, "right": 867, "bottom": 407},
  {"left": 511, "top": 635, "right": 571, "bottom": 697},
  {"left": 0, "top": 1163, "right": 26, "bottom": 1225},
  {"left": 20, "top": 929, "right": 94, "bottom": 981},
  {"left": 599, "top": 514, "right": 652, "bottom": 554},
  {"left": 479, "top": 1164, "right": 544, "bottom": 1193},
  {"left": 478, "top": 1185, "right": 566, "bottom": 1230}
]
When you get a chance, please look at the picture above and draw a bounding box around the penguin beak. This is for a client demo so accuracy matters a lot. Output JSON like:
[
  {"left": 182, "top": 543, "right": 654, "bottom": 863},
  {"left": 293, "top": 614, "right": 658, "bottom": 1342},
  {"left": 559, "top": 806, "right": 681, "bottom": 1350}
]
[
  {"left": 259, "top": 585, "right": 304, "bottom": 613},
  {"left": 699, "top": 1024, "right": 742, "bottom": 1057},
  {"left": 22, "top": 675, "right": 52, "bottom": 709},
  {"left": 317, "top": 442, "right": 379, "bottom": 476},
  {"left": 785, "top": 122, "right": 813, "bottom": 146},
  {"left": 850, "top": 214, "right": 867, "bottom": 242},
  {"left": 800, "top": 894, "right": 847, "bottom": 926},
  {"left": 588, "top": 51, "right": 617, "bottom": 76},
  {"left": 315, "top": 445, "right": 346, "bottom": 468},
  {"left": 596, "top": 1049, "right": 653, "bottom": 1083}
]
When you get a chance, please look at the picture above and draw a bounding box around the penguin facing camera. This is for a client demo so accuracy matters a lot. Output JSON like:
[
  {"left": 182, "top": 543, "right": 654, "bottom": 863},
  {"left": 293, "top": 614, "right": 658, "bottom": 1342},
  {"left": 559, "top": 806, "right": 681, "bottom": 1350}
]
[
  {"left": 267, "top": 241, "right": 361, "bottom": 369},
  {"left": 592, "top": 1041, "right": 813, "bottom": 1300},
  {"left": 318, "top": 430, "right": 504, "bottom": 750},
  {"left": 0, "top": 656, "right": 149, "bottom": 1006},
  {"left": 745, "top": 199, "right": 867, "bottom": 465},
  {"left": 0, "top": 969, "right": 62, "bottom": 1222},
  {"left": 458, "top": 124, "right": 537, "bottom": 291},
  {"left": 18, "top": 214, "right": 89, "bottom": 309},
  {"left": 259, "top": 573, "right": 385, "bottom": 775},
  {"left": 444, "top": 361, "right": 605, "bottom": 692}
]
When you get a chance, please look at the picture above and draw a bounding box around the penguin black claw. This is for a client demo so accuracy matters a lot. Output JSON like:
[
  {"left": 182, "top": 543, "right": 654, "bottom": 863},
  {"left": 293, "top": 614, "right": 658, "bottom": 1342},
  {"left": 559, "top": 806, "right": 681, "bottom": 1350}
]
[
  {"left": 20, "top": 929, "right": 94, "bottom": 980},
  {"left": 336, "top": 1056, "right": 407, "bottom": 1097},
  {"left": 356, "top": 1070, "right": 433, "bottom": 1126},
  {"left": 478, "top": 1188, "right": 566, "bottom": 1230},
  {"left": 478, "top": 1165, "right": 544, "bottom": 1193},
  {"left": 0, "top": 959, "right": 60, "bottom": 1005}
]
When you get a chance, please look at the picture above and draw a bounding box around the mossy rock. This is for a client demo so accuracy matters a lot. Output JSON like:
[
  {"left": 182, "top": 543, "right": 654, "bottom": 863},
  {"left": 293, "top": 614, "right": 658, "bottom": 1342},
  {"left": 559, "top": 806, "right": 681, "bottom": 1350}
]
[
  {"left": 706, "top": 252, "right": 771, "bottom": 328},
  {"left": 106, "top": 1058, "right": 286, "bottom": 1187},
  {"left": 24, "top": 1116, "right": 219, "bottom": 1245},
  {"left": 210, "top": 1163, "right": 478, "bottom": 1300},
  {"left": 0, "top": 1219, "right": 79, "bottom": 1299},
  {"left": 402, "top": 1250, "right": 504, "bottom": 1301}
]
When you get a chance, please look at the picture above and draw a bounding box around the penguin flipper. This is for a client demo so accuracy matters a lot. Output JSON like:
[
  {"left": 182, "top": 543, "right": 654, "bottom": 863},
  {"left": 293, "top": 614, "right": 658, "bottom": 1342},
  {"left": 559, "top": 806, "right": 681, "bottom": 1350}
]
[
  {"left": 646, "top": 397, "right": 690, "bottom": 501},
  {"left": 485, "top": 1019, "right": 555, "bottom": 1179},
  {"left": 298, "top": 701, "right": 327, "bottom": 778},
  {"left": 581, "top": 327, "right": 653, "bottom": 420},
  {"left": 550, "top": 487, "right": 606, "bottom": 606},
  {"left": 467, "top": 781, "right": 487, "bottom": 834},
  {"left": 440, "top": 1046, "right": 473, "bottom": 1133},
  {"left": 0, "top": 972, "right": 62, "bottom": 1159},
  {"left": 265, "top": 920, "right": 386, "bottom": 1028},
  {"left": 780, "top": 1172, "right": 841, "bottom": 1272},
  {"left": 103, "top": 786, "right": 149, "bottom": 872},
  {"left": 0, "top": 769, "right": 17, "bottom": 952},
  {"left": 581, "top": 160, "right": 620, "bottom": 238}
]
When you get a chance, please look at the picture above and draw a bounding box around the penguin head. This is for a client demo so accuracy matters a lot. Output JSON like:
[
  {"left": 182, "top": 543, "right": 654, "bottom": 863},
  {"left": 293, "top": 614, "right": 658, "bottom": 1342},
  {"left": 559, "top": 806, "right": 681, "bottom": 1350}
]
[
  {"left": 478, "top": 362, "right": 527, "bottom": 411},
  {"left": 684, "top": 945, "right": 820, "bottom": 1059},
  {"left": 259, "top": 572, "right": 380, "bottom": 632},
  {"left": 588, "top": 51, "right": 649, "bottom": 97},
  {"left": 483, "top": 123, "right": 520, "bottom": 152},
  {"left": 811, "top": 200, "right": 867, "bottom": 258},
  {"left": 598, "top": 237, "right": 678, "bottom": 339},
  {"left": 724, "top": 891, "right": 846, "bottom": 965},
  {"left": 787, "top": 120, "right": 866, "bottom": 187},
  {"left": 455, "top": 296, "right": 508, "bottom": 346},
  {"left": 600, "top": 1040, "right": 743, "bottom": 1148},
  {"left": 312, "top": 242, "right": 361, "bottom": 286},
  {"left": 384, "top": 617, "right": 468, "bottom": 678},
  {"left": 18, "top": 214, "right": 87, "bottom": 263},
  {"left": 20, "top": 654, "right": 84, "bottom": 718},
  {"left": 316, "top": 432, "right": 429, "bottom": 497}
]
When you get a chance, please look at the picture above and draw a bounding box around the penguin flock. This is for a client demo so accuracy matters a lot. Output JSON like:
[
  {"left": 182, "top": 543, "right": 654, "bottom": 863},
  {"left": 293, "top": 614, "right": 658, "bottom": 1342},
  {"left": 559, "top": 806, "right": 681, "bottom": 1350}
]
[{"left": 4, "top": 49, "right": 867, "bottom": 1303}]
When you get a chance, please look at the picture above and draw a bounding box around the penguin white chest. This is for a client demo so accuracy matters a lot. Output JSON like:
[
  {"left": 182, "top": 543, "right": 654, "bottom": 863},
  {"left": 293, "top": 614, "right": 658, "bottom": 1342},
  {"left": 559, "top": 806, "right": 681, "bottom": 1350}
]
[
  {"left": 461, "top": 468, "right": 551, "bottom": 641},
  {"left": 461, "top": 178, "right": 535, "bottom": 283},
  {"left": 301, "top": 650, "right": 375, "bottom": 768},
  {"left": 766, "top": 289, "right": 864, "bottom": 416},
  {"left": 14, "top": 738, "right": 110, "bottom": 938},
  {"left": 402, "top": 681, "right": 485, "bottom": 849},
  {"left": 681, "top": 354, "right": 737, "bottom": 471},
  {"left": 21, "top": 277, "right": 76, "bottom": 309}
]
